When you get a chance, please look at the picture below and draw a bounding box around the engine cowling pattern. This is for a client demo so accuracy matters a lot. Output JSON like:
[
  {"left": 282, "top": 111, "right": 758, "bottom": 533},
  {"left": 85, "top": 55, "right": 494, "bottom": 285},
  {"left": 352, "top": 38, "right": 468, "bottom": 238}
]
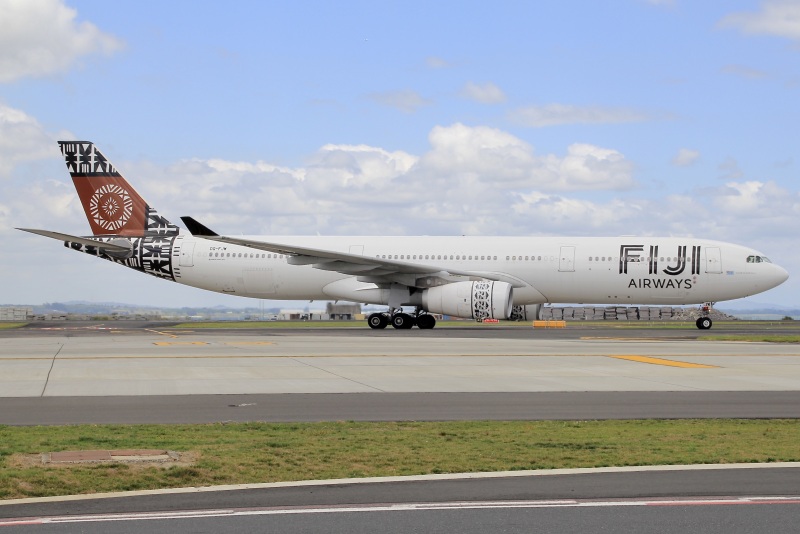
[{"left": 422, "top": 281, "right": 513, "bottom": 320}]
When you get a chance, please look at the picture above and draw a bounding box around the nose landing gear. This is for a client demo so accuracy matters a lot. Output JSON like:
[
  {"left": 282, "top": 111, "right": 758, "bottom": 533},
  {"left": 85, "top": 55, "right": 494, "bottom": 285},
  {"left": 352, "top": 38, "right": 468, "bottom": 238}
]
[
  {"left": 696, "top": 302, "right": 714, "bottom": 330},
  {"left": 696, "top": 316, "right": 713, "bottom": 330}
]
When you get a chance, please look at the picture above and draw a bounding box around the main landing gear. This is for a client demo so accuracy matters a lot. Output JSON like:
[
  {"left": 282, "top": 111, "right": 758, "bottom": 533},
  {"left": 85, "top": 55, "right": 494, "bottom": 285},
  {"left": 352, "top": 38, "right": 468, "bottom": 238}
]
[
  {"left": 695, "top": 302, "right": 714, "bottom": 330},
  {"left": 367, "top": 309, "right": 437, "bottom": 330}
]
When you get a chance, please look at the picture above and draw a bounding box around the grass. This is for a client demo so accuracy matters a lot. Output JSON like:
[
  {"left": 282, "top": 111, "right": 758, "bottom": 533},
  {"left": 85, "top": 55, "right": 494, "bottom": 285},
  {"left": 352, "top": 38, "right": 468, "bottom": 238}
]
[
  {"left": 1, "top": 419, "right": 799, "bottom": 500},
  {"left": 0, "top": 323, "right": 26, "bottom": 330}
]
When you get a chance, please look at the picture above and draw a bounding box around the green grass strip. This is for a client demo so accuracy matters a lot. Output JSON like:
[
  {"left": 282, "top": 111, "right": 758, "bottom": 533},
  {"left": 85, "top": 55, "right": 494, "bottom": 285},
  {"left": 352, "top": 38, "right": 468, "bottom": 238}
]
[
  {"left": 2, "top": 420, "right": 799, "bottom": 500},
  {"left": 0, "top": 323, "right": 26, "bottom": 330}
]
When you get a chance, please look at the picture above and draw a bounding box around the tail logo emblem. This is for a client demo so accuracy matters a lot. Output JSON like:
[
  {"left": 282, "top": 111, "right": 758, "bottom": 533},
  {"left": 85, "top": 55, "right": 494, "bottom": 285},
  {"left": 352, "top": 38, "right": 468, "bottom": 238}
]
[{"left": 89, "top": 184, "right": 133, "bottom": 231}]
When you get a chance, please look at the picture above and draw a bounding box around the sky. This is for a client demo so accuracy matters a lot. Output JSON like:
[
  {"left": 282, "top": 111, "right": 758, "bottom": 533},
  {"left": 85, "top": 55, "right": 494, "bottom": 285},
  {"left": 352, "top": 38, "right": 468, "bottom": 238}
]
[{"left": 1, "top": 0, "right": 799, "bottom": 309}]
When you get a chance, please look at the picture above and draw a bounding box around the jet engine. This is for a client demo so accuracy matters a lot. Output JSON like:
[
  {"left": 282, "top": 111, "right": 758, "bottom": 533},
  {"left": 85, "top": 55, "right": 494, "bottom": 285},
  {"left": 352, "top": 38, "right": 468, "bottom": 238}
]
[{"left": 422, "top": 281, "right": 513, "bottom": 320}]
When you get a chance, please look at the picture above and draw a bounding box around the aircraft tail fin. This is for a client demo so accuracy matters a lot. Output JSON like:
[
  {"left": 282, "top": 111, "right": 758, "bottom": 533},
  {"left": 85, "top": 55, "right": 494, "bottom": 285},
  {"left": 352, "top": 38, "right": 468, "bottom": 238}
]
[{"left": 59, "top": 141, "right": 179, "bottom": 237}]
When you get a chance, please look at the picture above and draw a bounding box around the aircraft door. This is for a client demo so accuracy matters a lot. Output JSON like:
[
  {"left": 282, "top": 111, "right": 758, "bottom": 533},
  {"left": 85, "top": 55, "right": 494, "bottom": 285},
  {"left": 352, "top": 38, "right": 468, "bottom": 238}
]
[
  {"left": 179, "top": 240, "right": 195, "bottom": 267},
  {"left": 705, "top": 247, "right": 722, "bottom": 274},
  {"left": 559, "top": 246, "right": 575, "bottom": 272}
]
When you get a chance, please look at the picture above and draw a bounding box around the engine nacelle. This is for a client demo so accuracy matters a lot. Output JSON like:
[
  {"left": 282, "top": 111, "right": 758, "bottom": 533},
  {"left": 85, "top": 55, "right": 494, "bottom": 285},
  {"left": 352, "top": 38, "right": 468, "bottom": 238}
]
[{"left": 422, "top": 281, "right": 513, "bottom": 320}]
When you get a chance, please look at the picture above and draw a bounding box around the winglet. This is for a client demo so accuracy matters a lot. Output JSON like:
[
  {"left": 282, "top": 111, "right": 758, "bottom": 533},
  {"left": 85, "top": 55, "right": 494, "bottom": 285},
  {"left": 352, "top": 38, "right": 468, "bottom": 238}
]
[{"left": 181, "top": 216, "right": 219, "bottom": 236}]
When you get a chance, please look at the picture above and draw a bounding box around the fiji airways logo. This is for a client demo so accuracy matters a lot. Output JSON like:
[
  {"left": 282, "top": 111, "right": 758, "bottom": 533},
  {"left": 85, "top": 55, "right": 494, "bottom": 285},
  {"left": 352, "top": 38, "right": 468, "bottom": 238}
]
[
  {"left": 619, "top": 244, "right": 702, "bottom": 290},
  {"left": 89, "top": 184, "right": 133, "bottom": 231}
]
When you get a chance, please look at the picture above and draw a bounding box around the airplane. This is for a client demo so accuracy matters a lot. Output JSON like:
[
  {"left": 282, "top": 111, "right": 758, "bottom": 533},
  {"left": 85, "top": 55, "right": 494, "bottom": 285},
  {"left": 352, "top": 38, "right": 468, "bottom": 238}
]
[{"left": 18, "top": 141, "right": 789, "bottom": 330}]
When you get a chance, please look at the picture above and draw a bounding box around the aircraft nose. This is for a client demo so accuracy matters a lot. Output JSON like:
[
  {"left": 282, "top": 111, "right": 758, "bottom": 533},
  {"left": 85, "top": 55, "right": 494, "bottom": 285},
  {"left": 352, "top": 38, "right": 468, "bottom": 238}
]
[{"left": 771, "top": 264, "right": 789, "bottom": 288}]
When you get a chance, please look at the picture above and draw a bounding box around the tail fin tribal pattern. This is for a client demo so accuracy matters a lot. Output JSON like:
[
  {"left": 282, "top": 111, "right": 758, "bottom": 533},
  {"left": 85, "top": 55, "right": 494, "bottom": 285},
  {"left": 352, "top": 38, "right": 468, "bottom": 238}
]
[
  {"left": 58, "top": 141, "right": 183, "bottom": 282},
  {"left": 59, "top": 141, "right": 179, "bottom": 237}
]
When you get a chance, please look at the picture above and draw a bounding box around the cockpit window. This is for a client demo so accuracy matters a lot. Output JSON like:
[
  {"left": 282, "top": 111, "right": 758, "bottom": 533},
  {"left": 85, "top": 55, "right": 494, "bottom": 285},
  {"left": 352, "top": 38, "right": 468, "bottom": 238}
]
[{"left": 747, "top": 255, "right": 772, "bottom": 263}]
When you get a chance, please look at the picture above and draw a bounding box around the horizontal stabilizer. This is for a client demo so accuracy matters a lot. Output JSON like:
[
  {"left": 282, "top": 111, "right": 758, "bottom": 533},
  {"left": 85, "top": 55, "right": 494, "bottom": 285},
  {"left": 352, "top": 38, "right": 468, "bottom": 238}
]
[
  {"left": 16, "top": 228, "right": 133, "bottom": 253},
  {"left": 181, "top": 216, "right": 219, "bottom": 236}
]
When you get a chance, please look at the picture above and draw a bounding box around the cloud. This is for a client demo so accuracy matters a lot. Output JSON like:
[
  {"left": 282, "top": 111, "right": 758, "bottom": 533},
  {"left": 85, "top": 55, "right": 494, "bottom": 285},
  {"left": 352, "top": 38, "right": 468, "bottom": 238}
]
[
  {"left": 511, "top": 192, "right": 636, "bottom": 229},
  {"left": 705, "top": 180, "right": 800, "bottom": 239},
  {"left": 0, "top": 103, "right": 69, "bottom": 177},
  {"left": 721, "top": 64, "right": 769, "bottom": 79},
  {"left": 719, "top": 1, "right": 800, "bottom": 41},
  {"left": 425, "top": 56, "right": 452, "bottom": 69},
  {"left": 368, "top": 90, "right": 432, "bottom": 113},
  {"left": 460, "top": 82, "right": 506, "bottom": 104},
  {"left": 509, "top": 104, "right": 649, "bottom": 127},
  {"left": 69, "top": 123, "right": 633, "bottom": 238},
  {"left": 0, "top": 0, "right": 123, "bottom": 83},
  {"left": 718, "top": 156, "right": 744, "bottom": 180},
  {"left": 421, "top": 123, "right": 636, "bottom": 191},
  {"left": 672, "top": 148, "right": 700, "bottom": 167}
]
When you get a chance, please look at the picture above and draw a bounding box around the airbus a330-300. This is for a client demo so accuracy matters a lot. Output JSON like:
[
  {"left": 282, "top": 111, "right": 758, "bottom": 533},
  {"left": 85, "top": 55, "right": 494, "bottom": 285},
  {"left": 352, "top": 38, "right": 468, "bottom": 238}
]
[{"left": 19, "top": 141, "right": 789, "bottom": 330}]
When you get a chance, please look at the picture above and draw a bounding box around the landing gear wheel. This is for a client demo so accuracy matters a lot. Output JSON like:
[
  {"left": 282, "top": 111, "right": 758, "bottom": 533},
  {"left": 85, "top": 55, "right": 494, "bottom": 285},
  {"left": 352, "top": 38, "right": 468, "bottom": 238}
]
[
  {"left": 367, "top": 313, "right": 388, "bottom": 329},
  {"left": 391, "top": 313, "right": 415, "bottom": 329},
  {"left": 696, "top": 317, "right": 712, "bottom": 330},
  {"left": 416, "top": 314, "right": 437, "bottom": 329}
]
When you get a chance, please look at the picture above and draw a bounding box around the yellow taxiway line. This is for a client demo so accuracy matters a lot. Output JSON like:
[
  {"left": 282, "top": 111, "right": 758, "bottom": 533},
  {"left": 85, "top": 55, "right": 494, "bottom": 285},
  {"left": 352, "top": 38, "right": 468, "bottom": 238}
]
[{"left": 610, "top": 355, "right": 718, "bottom": 368}]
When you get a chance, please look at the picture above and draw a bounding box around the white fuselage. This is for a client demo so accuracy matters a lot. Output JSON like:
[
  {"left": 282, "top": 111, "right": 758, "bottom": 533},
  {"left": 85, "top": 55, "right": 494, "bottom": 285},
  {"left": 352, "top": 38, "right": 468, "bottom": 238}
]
[{"left": 170, "top": 235, "right": 788, "bottom": 306}]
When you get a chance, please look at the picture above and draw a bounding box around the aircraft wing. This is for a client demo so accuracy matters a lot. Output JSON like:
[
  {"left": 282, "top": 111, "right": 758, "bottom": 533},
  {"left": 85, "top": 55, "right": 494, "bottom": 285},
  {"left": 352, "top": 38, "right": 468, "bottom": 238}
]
[{"left": 181, "top": 217, "right": 528, "bottom": 288}]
